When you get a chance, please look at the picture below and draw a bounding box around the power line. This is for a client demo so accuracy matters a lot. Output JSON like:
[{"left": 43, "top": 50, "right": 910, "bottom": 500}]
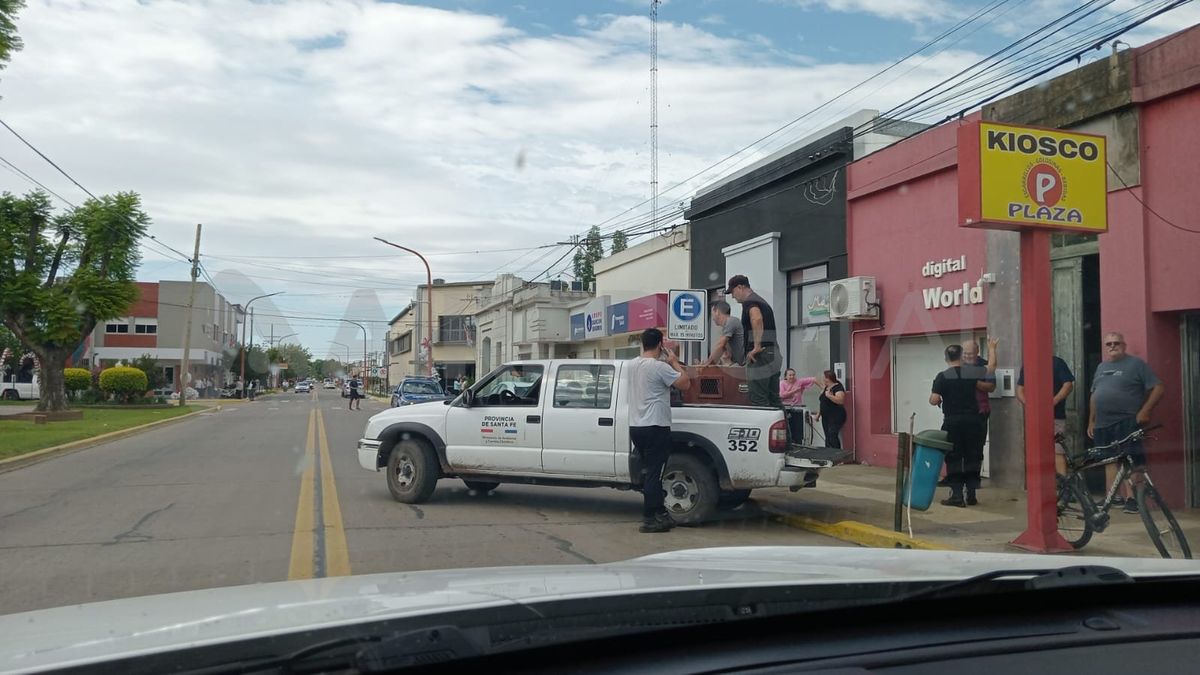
[{"left": 1107, "top": 159, "right": 1200, "bottom": 234}]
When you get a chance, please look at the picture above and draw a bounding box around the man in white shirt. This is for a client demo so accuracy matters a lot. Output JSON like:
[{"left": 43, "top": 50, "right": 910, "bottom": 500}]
[{"left": 628, "top": 328, "right": 690, "bottom": 533}]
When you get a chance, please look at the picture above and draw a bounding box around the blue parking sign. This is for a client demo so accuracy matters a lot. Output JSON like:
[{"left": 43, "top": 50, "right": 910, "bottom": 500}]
[{"left": 667, "top": 289, "right": 707, "bottom": 341}]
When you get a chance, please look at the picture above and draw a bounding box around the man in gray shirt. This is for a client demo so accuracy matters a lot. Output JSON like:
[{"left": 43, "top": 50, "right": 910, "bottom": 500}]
[
  {"left": 628, "top": 328, "right": 690, "bottom": 533},
  {"left": 701, "top": 300, "right": 745, "bottom": 366},
  {"left": 1088, "top": 331, "right": 1164, "bottom": 514}
]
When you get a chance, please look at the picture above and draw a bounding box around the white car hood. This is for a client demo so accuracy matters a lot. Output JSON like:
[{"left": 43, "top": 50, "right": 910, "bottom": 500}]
[{"left": 3, "top": 546, "right": 1197, "bottom": 672}]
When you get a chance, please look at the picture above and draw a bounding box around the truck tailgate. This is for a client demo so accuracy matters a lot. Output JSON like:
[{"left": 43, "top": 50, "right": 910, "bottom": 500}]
[{"left": 784, "top": 445, "right": 848, "bottom": 469}]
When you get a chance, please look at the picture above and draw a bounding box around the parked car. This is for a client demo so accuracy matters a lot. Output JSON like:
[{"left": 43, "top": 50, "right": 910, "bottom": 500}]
[
  {"left": 1, "top": 375, "right": 39, "bottom": 400},
  {"left": 391, "top": 377, "right": 448, "bottom": 407},
  {"left": 357, "top": 359, "right": 845, "bottom": 525}
]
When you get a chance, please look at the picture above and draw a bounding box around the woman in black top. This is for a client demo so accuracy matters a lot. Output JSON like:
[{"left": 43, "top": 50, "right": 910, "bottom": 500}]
[{"left": 816, "top": 370, "right": 847, "bottom": 449}]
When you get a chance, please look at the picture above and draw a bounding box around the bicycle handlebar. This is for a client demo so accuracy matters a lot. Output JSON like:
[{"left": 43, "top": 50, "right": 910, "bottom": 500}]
[{"left": 1090, "top": 423, "right": 1162, "bottom": 453}]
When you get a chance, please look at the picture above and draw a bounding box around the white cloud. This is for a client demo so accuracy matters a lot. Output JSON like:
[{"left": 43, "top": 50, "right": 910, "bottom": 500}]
[{"left": 767, "top": 0, "right": 961, "bottom": 23}]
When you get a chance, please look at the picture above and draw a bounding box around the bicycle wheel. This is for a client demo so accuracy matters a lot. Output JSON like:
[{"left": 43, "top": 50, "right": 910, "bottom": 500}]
[
  {"left": 1136, "top": 483, "right": 1192, "bottom": 559},
  {"left": 1056, "top": 474, "right": 1094, "bottom": 549}
]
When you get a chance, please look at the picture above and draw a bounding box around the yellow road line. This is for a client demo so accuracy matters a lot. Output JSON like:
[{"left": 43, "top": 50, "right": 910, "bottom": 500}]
[
  {"left": 287, "top": 409, "right": 317, "bottom": 580},
  {"left": 317, "top": 408, "right": 352, "bottom": 577}
]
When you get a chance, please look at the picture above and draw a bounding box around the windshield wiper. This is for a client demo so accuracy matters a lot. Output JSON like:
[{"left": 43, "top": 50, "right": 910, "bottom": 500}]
[{"left": 892, "top": 565, "right": 1134, "bottom": 604}]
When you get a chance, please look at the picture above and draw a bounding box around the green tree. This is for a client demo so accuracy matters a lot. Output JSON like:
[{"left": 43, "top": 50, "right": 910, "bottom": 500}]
[
  {"left": 610, "top": 229, "right": 628, "bottom": 254},
  {"left": 0, "top": 191, "right": 149, "bottom": 412},
  {"left": 273, "top": 342, "right": 312, "bottom": 379},
  {"left": 571, "top": 225, "right": 605, "bottom": 289},
  {"left": 229, "top": 345, "right": 269, "bottom": 384},
  {"left": 0, "top": 1, "right": 24, "bottom": 70},
  {"left": 0, "top": 324, "right": 20, "bottom": 374},
  {"left": 129, "top": 353, "right": 166, "bottom": 391}
]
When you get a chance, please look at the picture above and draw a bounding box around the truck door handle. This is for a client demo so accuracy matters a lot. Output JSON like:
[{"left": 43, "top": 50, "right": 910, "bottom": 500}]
[
  {"left": 598, "top": 417, "right": 614, "bottom": 427},
  {"left": 527, "top": 415, "right": 541, "bottom": 424}
]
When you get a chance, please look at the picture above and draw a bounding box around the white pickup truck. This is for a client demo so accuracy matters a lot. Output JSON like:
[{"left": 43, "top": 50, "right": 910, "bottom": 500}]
[
  {"left": 357, "top": 360, "right": 843, "bottom": 524},
  {"left": 1, "top": 375, "right": 39, "bottom": 401}
]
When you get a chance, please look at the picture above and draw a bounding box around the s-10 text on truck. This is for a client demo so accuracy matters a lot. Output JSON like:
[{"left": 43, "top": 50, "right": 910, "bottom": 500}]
[{"left": 357, "top": 360, "right": 843, "bottom": 524}]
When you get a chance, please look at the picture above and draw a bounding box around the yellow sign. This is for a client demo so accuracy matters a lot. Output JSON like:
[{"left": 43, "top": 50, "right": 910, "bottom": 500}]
[{"left": 967, "top": 122, "right": 1108, "bottom": 232}]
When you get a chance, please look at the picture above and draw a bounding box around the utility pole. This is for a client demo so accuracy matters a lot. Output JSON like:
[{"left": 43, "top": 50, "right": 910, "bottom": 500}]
[
  {"left": 650, "top": 0, "right": 661, "bottom": 233},
  {"left": 178, "top": 224, "right": 202, "bottom": 407}
]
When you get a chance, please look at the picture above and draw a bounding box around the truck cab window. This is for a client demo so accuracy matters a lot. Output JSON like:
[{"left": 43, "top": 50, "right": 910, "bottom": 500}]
[{"left": 474, "top": 365, "right": 544, "bottom": 406}]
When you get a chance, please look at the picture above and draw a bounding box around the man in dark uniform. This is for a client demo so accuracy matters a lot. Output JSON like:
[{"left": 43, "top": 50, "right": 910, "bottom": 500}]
[
  {"left": 929, "top": 341, "right": 997, "bottom": 507},
  {"left": 725, "top": 275, "right": 781, "bottom": 408}
]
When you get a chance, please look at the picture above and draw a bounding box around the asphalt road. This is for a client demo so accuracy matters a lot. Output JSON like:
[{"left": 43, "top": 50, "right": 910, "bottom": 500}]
[{"left": 0, "top": 388, "right": 843, "bottom": 615}]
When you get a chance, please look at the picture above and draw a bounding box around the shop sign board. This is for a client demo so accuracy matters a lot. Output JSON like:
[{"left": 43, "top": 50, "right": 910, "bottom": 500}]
[
  {"left": 606, "top": 302, "right": 629, "bottom": 334},
  {"left": 667, "top": 289, "right": 707, "bottom": 341},
  {"left": 958, "top": 121, "right": 1107, "bottom": 233},
  {"left": 569, "top": 313, "right": 585, "bottom": 341},
  {"left": 628, "top": 293, "right": 667, "bottom": 331}
]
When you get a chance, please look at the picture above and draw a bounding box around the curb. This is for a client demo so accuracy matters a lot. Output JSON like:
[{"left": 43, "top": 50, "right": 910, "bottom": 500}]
[
  {"left": 765, "top": 508, "right": 956, "bottom": 551},
  {"left": 0, "top": 407, "right": 211, "bottom": 474}
]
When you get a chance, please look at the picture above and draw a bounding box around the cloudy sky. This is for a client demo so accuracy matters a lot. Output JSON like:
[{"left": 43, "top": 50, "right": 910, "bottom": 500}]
[{"left": 0, "top": 0, "right": 1195, "bottom": 357}]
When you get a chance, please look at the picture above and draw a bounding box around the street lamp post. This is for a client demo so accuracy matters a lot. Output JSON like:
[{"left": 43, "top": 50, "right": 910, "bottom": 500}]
[
  {"left": 330, "top": 341, "right": 350, "bottom": 370},
  {"left": 240, "top": 292, "right": 283, "bottom": 398},
  {"left": 373, "top": 238, "right": 434, "bottom": 377}
]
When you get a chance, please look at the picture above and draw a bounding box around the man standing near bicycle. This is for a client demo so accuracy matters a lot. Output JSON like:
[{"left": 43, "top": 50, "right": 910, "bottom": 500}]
[
  {"left": 1087, "top": 332, "right": 1165, "bottom": 514},
  {"left": 1016, "top": 355, "right": 1075, "bottom": 476}
]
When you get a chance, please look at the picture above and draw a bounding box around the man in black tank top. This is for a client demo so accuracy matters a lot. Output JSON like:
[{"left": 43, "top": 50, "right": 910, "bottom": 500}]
[{"left": 725, "top": 275, "right": 782, "bottom": 408}]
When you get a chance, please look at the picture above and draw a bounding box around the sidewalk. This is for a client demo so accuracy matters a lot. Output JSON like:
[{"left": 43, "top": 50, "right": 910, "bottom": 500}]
[{"left": 754, "top": 463, "right": 1200, "bottom": 559}]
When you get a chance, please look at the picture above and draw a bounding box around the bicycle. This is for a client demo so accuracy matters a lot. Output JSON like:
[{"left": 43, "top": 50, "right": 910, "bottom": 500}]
[{"left": 1055, "top": 424, "right": 1191, "bottom": 559}]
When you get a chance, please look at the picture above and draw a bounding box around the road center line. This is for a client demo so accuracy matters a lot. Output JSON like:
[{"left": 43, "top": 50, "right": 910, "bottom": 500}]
[
  {"left": 317, "top": 409, "right": 351, "bottom": 577},
  {"left": 287, "top": 409, "right": 317, "bottom": 580}
]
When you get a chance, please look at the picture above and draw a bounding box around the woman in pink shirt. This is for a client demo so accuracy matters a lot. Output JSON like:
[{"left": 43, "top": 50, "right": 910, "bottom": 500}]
[
  {"left": 780, "top": 369, "right": 817, "bottom": 444},
  {"left": 780, "top": 368, "right": 817, "bottom": 406}
]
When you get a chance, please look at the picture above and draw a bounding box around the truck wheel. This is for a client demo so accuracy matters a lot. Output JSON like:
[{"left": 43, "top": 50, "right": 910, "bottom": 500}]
[
  {"left": 717, "top": 489, "right": 752, "bottom": 510},
  {"left": 1, "top": 389, "right": 17, "bottom": 401},
  {"left": 662, "top": 454, "right": 719, "bottom": 526},
  {"left": 463, "top": 480, "right": 499, "bottom": 494},
  {"left": 386, "top": 440, "right": 438, "bottom": 504}
]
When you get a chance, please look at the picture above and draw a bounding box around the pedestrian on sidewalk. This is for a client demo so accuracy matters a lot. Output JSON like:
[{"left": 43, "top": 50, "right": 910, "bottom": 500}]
[
  {"left": 1087, "top": 332, "right": 1164, "bottom": 514},
  {"left": 815, "top": 370, "right": 847, "bottom": 449},
  {"left": 1016, "top": 355, "right": 1075, "bottom": 476},
  {"left": 724, "top": 275, "right": 781, "bottom": 408},
  {"left": 779, "top": 368, "right": 818, "bottom": 443},
  {"left": 701, "top": 301, "right": 745, "bottom": 367},
  {"left": 349, "top": 377, "right": 361, "bottom": 410},
  {"left": 628, "top": 328, "right": 690, "bottom": 534},
  {"left": 929, "top": 341, "right": 997, "bottom": 507},
  {"left": 961, "top": 340, "right": 997, "bottom": 471}
]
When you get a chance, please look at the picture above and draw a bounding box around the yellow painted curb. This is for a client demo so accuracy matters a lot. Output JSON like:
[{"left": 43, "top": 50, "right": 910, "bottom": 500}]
[
  {"left": 771, "top": 511, "right": 956, "bottom": 551},
  {"left": 0, "top": 407, "right": 210, "bottom": 473}
]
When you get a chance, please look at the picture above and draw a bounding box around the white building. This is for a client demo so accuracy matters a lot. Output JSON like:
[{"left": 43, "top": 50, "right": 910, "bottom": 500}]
[{"left": 473, "top": 274, "right": 593, "bottom": 374}]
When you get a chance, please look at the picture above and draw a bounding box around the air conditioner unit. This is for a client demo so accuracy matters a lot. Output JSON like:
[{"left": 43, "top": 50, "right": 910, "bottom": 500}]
[{"left": 829, "top": 276, "right": 878, "bottom": 320}]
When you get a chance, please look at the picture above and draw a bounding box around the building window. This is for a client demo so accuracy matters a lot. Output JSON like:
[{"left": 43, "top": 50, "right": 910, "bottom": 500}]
[
  {"left": 788, "top": 264, "right": 831, "bottom": 409},
  {"left": 392, "top": 333, "right": 412, "bottom": 354},
  {"left": 554, "top": 364, "right": 615, "bottom": 408},
  {"left": 135, "top": 324, "right": 157, "bottom": 335},
  {"left": 438, "top": 315, "right": 470, "bottom": 343},
  {"left": 105, "top": 323, "right": 129, "bottom": 334}
]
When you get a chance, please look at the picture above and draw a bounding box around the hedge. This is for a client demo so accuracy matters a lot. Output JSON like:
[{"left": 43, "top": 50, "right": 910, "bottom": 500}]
[
  {"left": 99, "top": 366, "right": 149, "bottom": 403},
  {"left": 64, "top": 368, "right": 92, "bottom": 395}
]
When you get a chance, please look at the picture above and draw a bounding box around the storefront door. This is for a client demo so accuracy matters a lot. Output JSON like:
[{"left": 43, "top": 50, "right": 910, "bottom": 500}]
[
  {"left": 892, "top": 333, "right": 989, "bottom": 477},
  {"left": 1184, "top": 314, "right": 1200, "bottom": 507}
]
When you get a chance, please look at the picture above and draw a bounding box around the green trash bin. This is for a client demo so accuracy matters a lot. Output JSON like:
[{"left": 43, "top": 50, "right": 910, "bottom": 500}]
[{"left": 904, "top": 429, "right": 954, "bottom": 511}]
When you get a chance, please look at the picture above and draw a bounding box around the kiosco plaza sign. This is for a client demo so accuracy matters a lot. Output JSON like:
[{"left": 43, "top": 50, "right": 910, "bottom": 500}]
[{"left": 958, "top": 121, "right": 1108, "bottom": 233}]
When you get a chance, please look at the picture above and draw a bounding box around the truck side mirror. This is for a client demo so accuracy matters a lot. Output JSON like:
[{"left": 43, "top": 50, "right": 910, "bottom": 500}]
[{"left": 461, "top": 389, "right": 475, "bottom": 407}]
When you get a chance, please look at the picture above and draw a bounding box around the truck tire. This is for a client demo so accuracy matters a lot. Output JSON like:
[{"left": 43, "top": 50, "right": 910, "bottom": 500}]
[
  {"left": 662, "top": 453, "right": 719, "bottom": 526},
  {"left": 717, "top": 489, "right": 752, "bottom": 510},
  {"left": 463, "top": 480, "right": 499, "bottom": 494},
  {"left": 1, "top": 389, "right": 18, "bottom": 401},
  {"left": 386, "top": 439, "right": 438, "bottom": 504}
]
